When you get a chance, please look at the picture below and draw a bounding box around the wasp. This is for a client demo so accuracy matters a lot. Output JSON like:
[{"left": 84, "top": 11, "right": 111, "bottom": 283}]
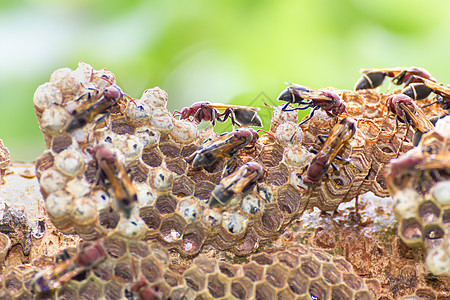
[
  {"left": 173, "top": 101, "right": 262, "bottom": 127},
  {"left": 277, "top": 83, "right": 346, "bottom": 126},
  {"left": 31, "top": 241, "right": 107, "bottom": 293},
  {"left": 190, "top": 128, "right": 259, "bottom": 174},
  {"left": 125, "top": 276, "right": 162, "bottom": 300},
  {"left": 402, "top": 76, "right": 450, "bottom": 110},
  {"left": 385, "top": 94, "right": 435, "bottom": 148},
  {"left": 209, "top": 161, "right": 265, "bottom": 208},
  {"left": 90, "top": 145, "right": 137, "bottom": 218},
  {"left": 355, "top": 67, "right": 435, "bottom": 90},
  {"left": 66, "top": 84, "right": 135, "bottom": 132},
  {"left": 301, "top": 117, "right": 357, "bottom": 188}
]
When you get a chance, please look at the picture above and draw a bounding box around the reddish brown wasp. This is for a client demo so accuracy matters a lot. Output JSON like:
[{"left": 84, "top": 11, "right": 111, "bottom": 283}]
[
  {"left": 190, "top": 128, "right": 260, "bottom": 174},
  {"left": 90, "top": 145, "right": 137, "bottom": 218},
  {"left": 385, "top": 94, "right": 435, "bottom": 149},
  {"left": 125, "top": 276, "right": 162, "bottom": 300},
  {"left": 355, "top": 67, "right": 435, "bottom": 90},
  {"left": 209, "top": 161, "right": 266, "bottom": 208},
  {"left": 403, "top": 76, "right": 450, "bottom": 110},
  {"left": 301, "top": 117, "right": 357, "bottom": 188},
  {"left": 277, "top": 83, "right": 346, "bottom": 125},
  {"left": 31, "top": 241, "right": 107, "bottom": 293},
  {"left": 173, "top": 101, "right": 262, "bottom": 127}
]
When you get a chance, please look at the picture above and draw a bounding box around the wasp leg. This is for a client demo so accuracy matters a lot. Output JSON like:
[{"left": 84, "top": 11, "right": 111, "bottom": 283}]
[
  {"left": 298, "top": 106, "right": 320, "bottom": 126},
  {"left": 223, "top": 153, "right": 238, "bottom": 176}
]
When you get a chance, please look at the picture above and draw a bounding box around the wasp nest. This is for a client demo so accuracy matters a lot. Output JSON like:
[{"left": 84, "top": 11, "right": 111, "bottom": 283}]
[
  {"left": 0, "top": 139, "right": 10, "bottom": 182},
  {"left": 385, "top": 115, "right": 450, "bottom": 277}
]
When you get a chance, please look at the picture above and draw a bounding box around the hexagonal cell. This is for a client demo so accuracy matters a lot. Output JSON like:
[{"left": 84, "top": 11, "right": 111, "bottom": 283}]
[
  {"left": 443, "top": 209, "right": 450, "bottom": 229},
  {"left": 35, "top": 151, "right": 55, "bottom": 175},
  {"left": 300, "top": 256, "right": 321, "bottom": 278},
  {"left": 99, "top": 207, "right": 120, "bottom": 229},
  {"left": 128, "top": 163, "right": 149, "bottom": 183},
  {"left": 182, "top": 223, "right": 206, "bottom": 255},
  {"left": 114, "top": 258, "right": 136, "bottom": 282},
  {"left": 400, "top": 218, "right": 422, "bottom": 242},
  {"left": 160, "top": 214, "right": 186, "bottom": 243},
  {"left": 243, "top": 262, "right": 264, "bottom": 282},
  {"left": 259, "top": 143, "right": 283, "bottom": 167},
  {"left": 311, "top": 249, "right": 332, "bottom": 262},
  {"left": 166, "top": 158, "right": 188, "bottom": 175},
  {"left": 265, "top": 263, "right": 288, "bottom": 288},
  {"left": 141, "top": 257, "right": 163, "bottom": 283},
  {"left": 277, "top": 251, "right": 299, "bottom": 269},
  {"left": 184, "top": 268, "right": 206, "bottom": 292},
  {"left": 104, "top": 280, "right": 123, "bottom": 300},
  {"left": 252, "top": 253, "right": 273, "bottom": 265},
  {"left": 93, "top": 260, "right": 114, "bottom": 281},
  {"left": 159, "top": 142, "right": 181, "bottom": 158},
  {"left": 309, "top": 277, "right": 330, "bottom": 300},
  {"left": 141, "top": 147, "right": 163, "bottom": 167},
  {"left": 4, "top": 270, "right": 23, "bottom": 295},
  {"left": 261, "top": 207, "right": 283, "bottom": 232},
  {"left": 164, "top": 269, "right": 181, "bottom": 287},
  {"left": 0, "top": 290, "right": 12, "bottom": 300},
  {"left": 219, "top": 262, "right": 239, "bottom": 278},
  {"left": 415, "top": 288, "right": 436, "bottom": 299},
  {"left": 332, "top": 258, "right": 353, "bottom": 273},
  {"left": 78, "top": 279, "right": 102, "bottom": 300},
  {"left": 155, "top": 195, "right": 178, "bottom": 215},
  {"left": 111, "top": 117, "right": 135, "bottom": 135},
  {"left": 322, "top": 263, "right": 341, "bottom": 285},
  {"left": 331, "top": 284, "right": 353, "bottom": 299},
  {"left": 231, "top": 277, "right": 254, "bottom": 300},
  {"left": 127, "top": 240, "right": 150, "bottom": 258},
  {"left": 57, "top": 284, "right": 78, "bottom": 299},
  {"left": 14, "top": 290, "right": 33, "bottom": 300},
  {"left": 286, "top": 269, "right": 309, "bottom": 295},
  {"left": 194, "top": 181, "right": 216, "bottom": 200},
  {"left": 207, "top": 273, "right": 228, "bottom": 298},
  {"left": 203, "top": 158, "right": 226, "bottom": 174},
  {"left": 104, "top": 236, "right": 127, "bottom": 259},
  {"left": 172, "top": 175, "right": 195, "bottom": 197},
  {"left": 419, "top": 201, "right": 441, "bottom": 223},
  {"left": 181, "top": 144, "right": 199, "bottom": 158},
  {"left": 276, "top": 184, "right": 302, "bottom": 214},
  {"left": 139, "top": 207, "right": 162, "bottom": 230},
  {"left": 255, "top": 282, "right": 276, "bottom": 299},
  {"left": 193, "top": 257, "right": 217, "bottom": 274},
  {"left": 51, "top": 134, "right": 73, "bottom": 153},
  {"left": 277, "top": 287, "right": 297, "bottom": 300},
  {"left": 342, "top": 273, "right": 362, "bottom": 290},
  {"left": 222, "top": 212, "right": 248, "bottom": 235},
  {"left": 423, "top": 225, "right": 445, "bottom": 249},
  {"left": 266, "top": 164, "right": 289, "bottom": 186},
  {"left": 354, "top": 290, "right": 373, "bottom": 300}
]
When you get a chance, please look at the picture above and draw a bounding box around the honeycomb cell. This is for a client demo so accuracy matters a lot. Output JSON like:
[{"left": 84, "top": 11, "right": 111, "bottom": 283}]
[
  {"left": 400, "top": 218, "right": 422, "bottom": 242},
  {"left": 261, "top": 207, "right": 283, "bottom": 232},
  {"left": 207, "top": 273, "right": 228, "bottom": 298},
  {"left": 276, "top": 184, "right": 302, "bottom": 214},
  {"left": 141, "top": 258, "right": 163, "bottom": 283},
  {"left": 241, "top": 194, "right": 264, "bottom": 215},
  {"left": 219, "top": 262, "right": 238, "bottom": 278},
  {"left": 342, "top": 273, "right": 362, "bottom": 290},
  {"left": 243, "top": 262, "right": 264, "bottom": 282},
  {"left": 179, "top": 198, "right": 201, "bottom": 222},
  {"left": 255, "top": 282, "right": 276, "bottom": 299},
  {"left": 184, "top": 268, "right": 206, "bottom": 292},
  {"left": 166, "top": 158, "right": 188, "bottom": 175},
  {"left": 311, "top": 249, "right": 332, "bottom": 262},
  {"left": 141, "top": 147, "right": 163, "bottom": 167},
  {"left": 160, "top": 214, "right": 186, "bottom": 243},
  {"left": 322, "top": 263, "right": 341, "bottom": 285},
  {"left": 423, "top": 225, "right": 445, "bottom": 249},
  {"left": 259, "top": 143, "right": 283, "bottom": 167},
  {"left": 331, "top": 284, "right": 353, "bottom": 299},
  {"left": 114, "top": 258, "right": 136, "bottom": 282},
  {"left": 266, "top": 164, "right": 289, "bottom": 186},
  {"left": 57, "top": 284, "right": 78, "bottom": 299},
  {"left": 93, "top": 260, "right": 114, "bottom": 281},
  {"left": 354, "top": 290, "right": 373, "bottom": 300},
  {"left": 51, "top": 134, "right": 73, "bottom": 153},
  {"left": 277, "top": 288, "right": 297, "bottom": 300},
  {"left": 277, "top": 251, "right": 299, "bottom": 269},
  {"left": 300, "top": 256, "right": 321, "bottom": 278},
  {"left": 443, "top": 209, "right": 450, "bottom": 229},
  {"left": 104, "top": 280, "right": 123, "bottom": 300},
  {"left": 231, "top": 277, "right": 254, "bottom": 300},
  {"left": 172, "top": 176, "right": 195, "bottom": 197},
  {"left": 4, "top": 269, "right": 23, "bottom": 295},
  {"left": 419, "top": 201, "right": 441, "bottom": 223},
  {"left": 111, "top": 117, "right": 135, "bottom": 135},
  {"left": 252, "top": 253, "right": 273, "bottom": 265},
  {"left": 128, "top": 163, "right": 149, "bottom": 183},
  {"left": 79, "top": 279, "right": 102, "bottom": 300},
  {"left": 155, "top": 195, "right": 177, "bottom": 215},
  {"left": 265, "top": 263, "right": 288, "bottom": 288},
  {"left": 194, "top": 181, "right": 216, "bottom": 200},
  {"left": 139, "top": 207, "right": 162, "bottom": 230},
  {"left": 164, "top": 270, "right": 181, "bottom": 287},
  {"left": 194, "top": 257, "right": 217, "bottom": 274},
  {"left": 222, "top": 212, "right": 248, "bottom": 235},
  {"left": 104, "top": 236, "right": 127, "bottom": 259},
  {"left": 286, "top": 269, "right": 309, "bottom": 295},
  {"left": 128, "top": 240, "right": 151, "bottom": 258},
  {"left": 309, "top": 277, "right": 330, "bottom": 300},
  {"left": 182, "top": 223, "right": 205, "bottom": 254},
  {"left": 159, "top": 142, "right": 181, "bottom": 158}
]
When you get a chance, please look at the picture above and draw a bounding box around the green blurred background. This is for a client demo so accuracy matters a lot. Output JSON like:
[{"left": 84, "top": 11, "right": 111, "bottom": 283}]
[{"left": 1, "top": 0, "right": 450, "bottom": 161}]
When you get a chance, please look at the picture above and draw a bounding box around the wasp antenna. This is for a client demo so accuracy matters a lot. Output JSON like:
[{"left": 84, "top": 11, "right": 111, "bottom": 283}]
[
  {"left": 123, "top": 93, "right": 137, "bottom": 106},
  {"left": 257, "top": 129, "right": 276, "bottom": 140},
  {"left": 100, "top": 76, "right": 114, "bottom": 85},
  {"left": 263, "top": 102, "right": 275, "bottom": 109}
]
